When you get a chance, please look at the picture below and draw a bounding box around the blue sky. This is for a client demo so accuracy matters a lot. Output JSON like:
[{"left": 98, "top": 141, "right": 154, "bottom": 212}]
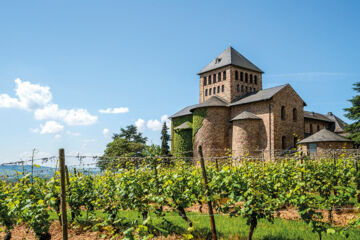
[{"left": 0, "top": 0, "right": 359, "bottom": 163}]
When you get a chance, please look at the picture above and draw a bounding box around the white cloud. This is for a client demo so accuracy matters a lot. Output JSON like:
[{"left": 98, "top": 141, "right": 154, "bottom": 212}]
[
  {"left": 103, "top": 128, "right": 109, "bottom": 136},
  {"left": 135, "top": 118, "right": 145, "bottom": 132},
  {"left": 34, "top": 104, "right": 97, "bottom": 126},
  {"left": 147, "top": 119, "right": 162, "bottom": 131},
  {"left": 66, "top": 130, "right": 80, "bottom": 137},
  {"left": 161, "top": 114, "right": 171, "bottom": 127},
  {"left": 54, "top": 134, "right": 62, "bottom": 139},
  {"left": 30, "top": 128, "right": 40, "bottom": 133},
  {"left": 40, "top": 121, "right": 64, "bottom": 134},
  {"left": 99, "top": 107, "right": 129, "bottom": 114},
  {"left": 0, "top": 78, "right": 98, "bottom": 126},
  {"left": 0, "top": 78, "right": 52, "bottom": 110}
]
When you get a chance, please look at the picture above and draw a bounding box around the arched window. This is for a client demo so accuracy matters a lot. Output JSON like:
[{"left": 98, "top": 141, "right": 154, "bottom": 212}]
[
  {"left": 213, "top": 74, "right": 216, "bottom": 83},
  {"left": 205, "top": 89, "right": 208, "bottom": 96},
  {"left": 208, "top": 75, "right": 211, "bottom": 84},
  {"left": 209, "top": 88, "right": 212, "bottom": 95},
  {"left": 245, "top": 86, "right": 248, "bottom": 92},
  {"left": 213, "top": 87, "right": 216, "bottom": 95},
  {"left": 203, "top": 77, "right": 207, "bottom": 86},
  {"left": 236, "top": 84, "right": 240, "bottom": 92},
  {"left": 293, "top": 136, "right": 298, "bottom": 148},
  {"left": 240, "top": 72, "right": 243, "bottom": 81},
  {"left": 245, "top": 73, "right": 248, "bottom": 83},
  {"left": 222, "top": 85, "right": 224, "bottom": 92},
  {"left": 250, "top": 74, "right": 253, "bottom": 84},
  {"left": 235, "top": 71, "right": 239, "bottom": 80},
  {"left": 310, "top": 124, "right": 313, "bottom": 134},
  {"left": 293, "top": 108, "right": 297, "bottom": 122},
  {"left": 249, "top": 87, "right": 252, "bottom": 92},
  {"left": 241, "top": 85, "right": 244, "bottom": 92},
  {"left": 223, "top": 71, "right": 226, "bottom": 80},
  {"left": 254, "top": 75, "right": 257, "bottom": 85},
  {"left": 217, "top": 86, "right": 220, "bottom": 93},
  {"left": 282, "top": 136, "right": 286, "bottom": 150},
  {"left": 281, "top": 106, "right": 285, "bottom": 120},
  {"left": 218, "top": 72, "right": 221, "bottom": 81}
]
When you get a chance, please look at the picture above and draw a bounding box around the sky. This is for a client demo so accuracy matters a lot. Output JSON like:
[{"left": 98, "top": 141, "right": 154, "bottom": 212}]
[{"left": 0, "top": 0, "right": 359, "bottom": 163}]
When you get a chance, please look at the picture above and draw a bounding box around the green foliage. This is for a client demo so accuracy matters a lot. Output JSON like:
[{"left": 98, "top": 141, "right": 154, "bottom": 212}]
[
  {"left": 113, "top": 124, "right": 147, "bottom": 144},
  {"left": 344, "top": 82, "right": 360, "bottom": 144},
  {"left": 192, "top": 108, "right": 206, "bottom": 139},
  {"left": 171, "top": 115, "right": 193, "bottom": 157},
  {"left": 160, "top": 122, "right": 170, "bottom": 156}
]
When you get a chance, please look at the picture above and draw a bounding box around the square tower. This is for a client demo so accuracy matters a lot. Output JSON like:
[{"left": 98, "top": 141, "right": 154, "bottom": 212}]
[{"left": 198, "top": 46, "right": 263, "bottom": 103}]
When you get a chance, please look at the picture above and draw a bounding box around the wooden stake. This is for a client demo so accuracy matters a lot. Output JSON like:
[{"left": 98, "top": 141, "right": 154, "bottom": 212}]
[
  {"left": 198, "top": 146, "right": 217, "bottom": 240},
  {"left": 59, "top": 149, "right": 68, "bottom": 240}
]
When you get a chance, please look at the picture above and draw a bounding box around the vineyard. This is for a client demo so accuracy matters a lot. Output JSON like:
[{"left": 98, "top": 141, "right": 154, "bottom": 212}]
[{"left": 0, "top": 150, "right": 360, "bottom": 240}]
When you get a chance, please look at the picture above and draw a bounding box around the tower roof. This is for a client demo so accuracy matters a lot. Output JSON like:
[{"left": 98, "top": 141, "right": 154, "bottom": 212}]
[
  {"left": 198, "top": 46, "right": 263, "bottom": 74},
  {"left": 298, "top": 129, "right": 351, "bottom": 144},
  {"left": 230, "top": 111, "right": 261, "bottom": 121},
  {"left": 190, "top": 96, "right": 228, "bottom": 111}
]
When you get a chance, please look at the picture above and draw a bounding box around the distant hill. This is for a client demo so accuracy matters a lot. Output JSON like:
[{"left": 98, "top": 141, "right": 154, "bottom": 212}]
[{"left": 0, "top": 165, "right": 56, "bottom": 180}]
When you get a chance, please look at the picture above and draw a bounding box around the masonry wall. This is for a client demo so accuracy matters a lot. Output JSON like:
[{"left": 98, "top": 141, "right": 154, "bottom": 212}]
[
  {"left": 232, "top": 119, "right": 263, "bottom": 158},
  {"left": 193, "top": 107, "right": 231, "bottom": 158},
  {"left": 199, "top": 66, "right": 232, "bottom": 103},
  {"left": 229, "top": 66, "right": 263, "bottom": 102},
  {"left": 230, "top": 101, "right": 271, "bottom": 158},
  {"left": 304, "top": 119, "right": 332, "bottom": 136},
  {"left": 301, "top": 141, "right": 354, "bottom": 156},
  {"left": 271, "top": 85, "right": 305, "bottom": 152}
]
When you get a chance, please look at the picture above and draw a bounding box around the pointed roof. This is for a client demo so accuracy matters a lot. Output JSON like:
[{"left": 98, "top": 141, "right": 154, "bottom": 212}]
[
  {"left": 198, "top": 46, "right": 263, "bottom": 74},
  {"left": 230, "top": 84, "right": 288, "bottom": 106},
  {"left": 230, "top": 111, "right": 261, "bottom": 121},
  {"left": 170, "top": 104, "right": 197, "bottom": 118},
  {"left": 174, "top": 121, "right": 192, "bottom": 130},
  {"left": 326, "top": 112, "right": 347, "bottom": 133},
  {"left": 304, "top": 111, "right": 333, "bottom": 122},
  {"left": 190, "top": 96, "right": 228, "bottom": 111},
  {"left": 298, "top": 129, "right": 351, "bottom": 144}
]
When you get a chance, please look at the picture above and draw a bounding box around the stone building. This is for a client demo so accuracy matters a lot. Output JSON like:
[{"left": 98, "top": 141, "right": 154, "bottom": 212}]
[{"left": 170, "top": 46, "right": 350, "bottom": 159}]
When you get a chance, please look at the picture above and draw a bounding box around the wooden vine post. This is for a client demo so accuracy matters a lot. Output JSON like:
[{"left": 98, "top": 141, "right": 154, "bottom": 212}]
[
  {"left": 59, "top": 149, "right": 68, "bottom": 240},
  {"left": 198, "top": 146, "right": 217, "bottom": 240}
]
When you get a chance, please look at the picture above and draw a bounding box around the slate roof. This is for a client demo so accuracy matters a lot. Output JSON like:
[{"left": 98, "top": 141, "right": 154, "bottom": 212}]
[
  {"left": 198, "top": 46, "right": 263, "bottom": 74},
  {"left": 174, "top": 121, "right": 192, "bottom": 130},
  {"left": 326, "top": 112, "right": 347, "bottom": 133},
  {"left": 169, "top": 104, "right": 197, "bottom": 118},
  {"left": 190, "top": 96, "right": 228, "bottom": 111},
  {"left": 230, "top": 84, "right": 288, "bottom": 106},
  {"left": 304, "top": 111, "right": 333, "bottom": 122},
  {"left": 230, "top": 111, "right": 261, "bottom": 121},
  {"left": 298, "top": 129, "right": 351, "bottom": 144}
]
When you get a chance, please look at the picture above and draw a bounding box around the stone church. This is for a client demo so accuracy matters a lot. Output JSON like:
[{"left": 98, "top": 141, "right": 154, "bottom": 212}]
[{"left": 170, "top": 46, "right": 350, "bottom": 159}]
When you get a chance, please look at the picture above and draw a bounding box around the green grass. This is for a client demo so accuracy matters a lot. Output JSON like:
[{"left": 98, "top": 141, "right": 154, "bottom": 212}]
[{"left": 49, "top": 210, "right": 360, "bottom": 240}]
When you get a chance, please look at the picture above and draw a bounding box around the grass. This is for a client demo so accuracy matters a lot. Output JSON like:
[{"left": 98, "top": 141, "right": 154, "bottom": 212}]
[{"left": 49, "top": 210, "right": 360, "bottom": 240}]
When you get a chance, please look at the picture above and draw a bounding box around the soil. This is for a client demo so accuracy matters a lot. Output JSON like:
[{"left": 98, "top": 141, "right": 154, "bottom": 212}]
[{"left": 0, "top": 205, "right": 358, "bottom": 239}]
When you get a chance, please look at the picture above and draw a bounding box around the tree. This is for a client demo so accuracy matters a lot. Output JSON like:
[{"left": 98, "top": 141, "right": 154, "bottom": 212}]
[
  {"left": 160, "top": 122, "right": 170, "bottom": 156},
  {"left": 98, "top": 125, "right": 147, "bottom": 170},
  {"left": 112, "top": 125, "right": 147, "bottom": 144},
  {"left": 344, "top": 82, "right": 360, "bottom": 145}
]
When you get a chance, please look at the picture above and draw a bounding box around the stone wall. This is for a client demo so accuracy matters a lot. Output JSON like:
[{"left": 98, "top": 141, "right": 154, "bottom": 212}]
[
  {"left": 271, "top": 85, "right": 305, "bottom": 152},
  {"left": 301, "top": 141, "right": 354, "bottom": 156},
  {"left": 199, "top": 66, "right": 232, "bottom": 103},
  {"left": 230, "top": 101, "right": 270, "bottom": 157},
  {"left": 232, "top": 119, "right": 264, "bottom": 158},
  {"left": 199, "top": 66, "right": 263, "bottom": 103},
  {"left": 193, "top": 107, "right": 231, "bottom": 158},
  {"left": 304, "top": 119, "right": 332, "bottom": 136}
]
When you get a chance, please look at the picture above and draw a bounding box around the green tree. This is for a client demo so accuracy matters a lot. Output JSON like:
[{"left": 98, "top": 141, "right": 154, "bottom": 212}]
[
  {"left": 344, "top": 82, "right": 360, "bottom": 144},
  {"left": 160, "top": 122, "right": 170, "bottom": 156},
  {"left": 113, "top": 125, "right": 147, "bottom": 144},
  {"left": 98, "top": 125, "right": 147, "bottom": 170}
]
